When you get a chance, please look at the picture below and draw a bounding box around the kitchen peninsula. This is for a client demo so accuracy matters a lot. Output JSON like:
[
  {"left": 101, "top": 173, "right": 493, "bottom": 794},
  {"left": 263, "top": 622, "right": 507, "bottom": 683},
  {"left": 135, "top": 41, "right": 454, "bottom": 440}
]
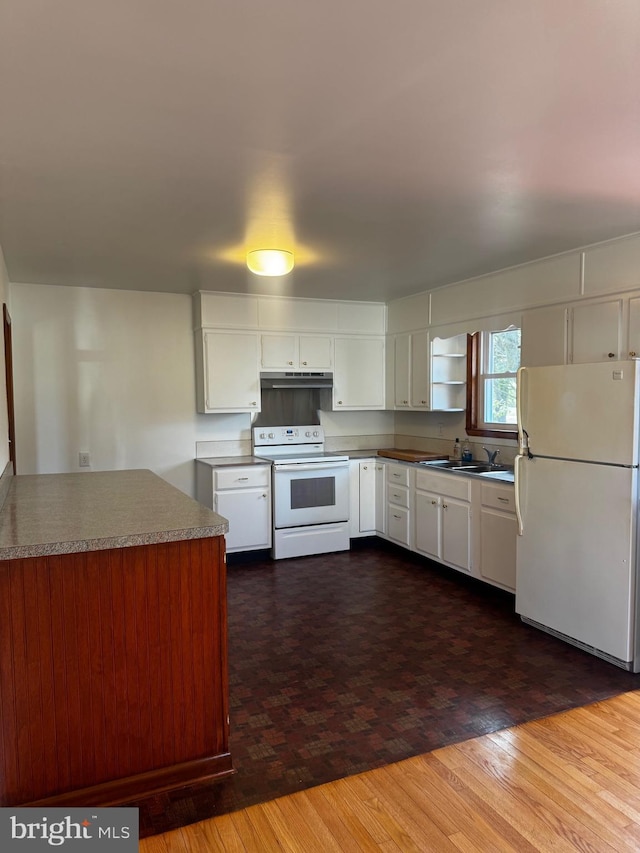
[{"left": 0, "top": 469, "right": 232, "bottom": 807}]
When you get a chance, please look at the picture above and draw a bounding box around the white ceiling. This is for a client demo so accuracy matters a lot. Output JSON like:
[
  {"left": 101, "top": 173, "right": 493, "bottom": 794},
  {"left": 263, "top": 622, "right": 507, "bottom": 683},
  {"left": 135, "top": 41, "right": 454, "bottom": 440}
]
[{"left": 1, "top": 1, "right": 639, "bottom": 303}]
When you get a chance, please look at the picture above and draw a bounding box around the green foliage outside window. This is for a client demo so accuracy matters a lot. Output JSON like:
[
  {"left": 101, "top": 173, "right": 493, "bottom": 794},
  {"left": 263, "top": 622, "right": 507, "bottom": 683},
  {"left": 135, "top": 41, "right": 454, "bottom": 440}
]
[{"left": 483, "top": 328, "right": 520, "bottom": 425}]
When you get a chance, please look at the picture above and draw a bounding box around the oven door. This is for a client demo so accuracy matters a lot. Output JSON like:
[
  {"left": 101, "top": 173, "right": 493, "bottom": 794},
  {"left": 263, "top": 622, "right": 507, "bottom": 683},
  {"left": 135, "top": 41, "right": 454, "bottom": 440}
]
[{"left": 273, "top": 460, "right": 350, "bottom": 528}]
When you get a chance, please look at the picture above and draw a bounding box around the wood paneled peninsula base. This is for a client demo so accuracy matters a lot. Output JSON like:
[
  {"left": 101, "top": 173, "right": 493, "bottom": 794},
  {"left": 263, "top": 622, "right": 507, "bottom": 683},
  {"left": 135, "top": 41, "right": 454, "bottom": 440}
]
[{"left": 0, "top": 469, "right": 231, "bottom": 807}]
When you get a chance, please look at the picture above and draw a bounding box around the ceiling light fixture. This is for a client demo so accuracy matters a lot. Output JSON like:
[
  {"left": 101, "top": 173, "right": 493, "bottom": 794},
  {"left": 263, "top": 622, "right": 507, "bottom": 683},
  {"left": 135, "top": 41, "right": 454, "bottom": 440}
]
[{"left": 247, "top": 249, "right": 294, "bottom": 276}]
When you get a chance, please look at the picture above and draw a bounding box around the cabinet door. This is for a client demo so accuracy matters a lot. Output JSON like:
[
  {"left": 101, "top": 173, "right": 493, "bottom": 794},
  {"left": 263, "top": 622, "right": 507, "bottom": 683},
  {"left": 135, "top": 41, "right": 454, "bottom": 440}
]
[
  {"left": 299, "top": 335, "right": 333, "bottom": 369},
  {"left": 261, "top": 334, "right": 297, "bottom": 369},
  {"left": 410, "top": 331, "right": 430, "bottom": 409},
  {"left": 628, "top": 297, "right": 640, "bottom": 359},
  {"left": 570, "top": 300, "right": 622, "bottom": 364},
  {"left": 441, "top": 498, "right": 471, "bottom": 572},
  {"left": 414, "top": 491, "right": 441, "bottom": 559},
  {"left": 203, "top": 331, "right": 260, "bottom": 412},
  {"left": 479, "top": 507, "right": 517, "bottom": 591},
  {"left": 386, "top": 504, "right": 410, "bottom": 547},
  {"left": 394, "top": 334, "right": 411, "bottom": 408},
  {"left": 374, "top": 462, "right": 386, "bottom": 534},
  {"left": 349, "top": 460, "right": 361, "bottom": 538},
  {"left": 333, "top": 337, "right": 385, "bottom": 409},
  {"left": 215, "top": 489, "right": 271, "bottom": 551},
  {"left": 521, "top": 305, "right": 567, "bottom": 367},
  {"left": 358, "top": 461, "right": 377, "bottom": 534}
]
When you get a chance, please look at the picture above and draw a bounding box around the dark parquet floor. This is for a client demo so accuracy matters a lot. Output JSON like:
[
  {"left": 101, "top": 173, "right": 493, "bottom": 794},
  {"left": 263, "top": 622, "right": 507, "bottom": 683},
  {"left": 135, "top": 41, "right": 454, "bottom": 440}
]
[{"left": 133, "top": 540, "right": 639, "bottom": 837}]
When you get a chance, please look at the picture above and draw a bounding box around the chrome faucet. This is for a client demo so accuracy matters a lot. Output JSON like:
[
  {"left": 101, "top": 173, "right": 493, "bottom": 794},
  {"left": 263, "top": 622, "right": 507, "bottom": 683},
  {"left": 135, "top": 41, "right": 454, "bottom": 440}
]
[{"left": 483, "top": 447, "right": 500, "bottom": 466}]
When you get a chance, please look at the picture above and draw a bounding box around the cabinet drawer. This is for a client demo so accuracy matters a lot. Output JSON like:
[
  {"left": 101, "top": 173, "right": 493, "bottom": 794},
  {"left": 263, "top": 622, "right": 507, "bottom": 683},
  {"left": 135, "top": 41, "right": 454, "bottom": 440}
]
[
  {"left": 387, "top": 484, "right": 409, "bottom": 508},
  {"left": 387, "top": 504, "right": 410, "bottom": 547},
  {"left": 214, "top": 465, "right": 271, "bottom": 490},
  {"left": 386, "top": 463, "right": 410, "bottom": 487},
  {"left": 415, "top": 469, "right": 470, "bottom": 501},
  {"left": 481, "top": 483, "right": 515, "bottom": 512}
]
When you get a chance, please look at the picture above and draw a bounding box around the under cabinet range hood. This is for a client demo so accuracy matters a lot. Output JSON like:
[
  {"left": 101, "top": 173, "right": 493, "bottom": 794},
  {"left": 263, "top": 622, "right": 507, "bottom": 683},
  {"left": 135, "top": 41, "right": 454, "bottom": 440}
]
[
  {"left": 255, "top": 373, "right": 333, "bottom": 427},
  {"left": 259, "top": 371, "right": 333, "bottom": 390}
]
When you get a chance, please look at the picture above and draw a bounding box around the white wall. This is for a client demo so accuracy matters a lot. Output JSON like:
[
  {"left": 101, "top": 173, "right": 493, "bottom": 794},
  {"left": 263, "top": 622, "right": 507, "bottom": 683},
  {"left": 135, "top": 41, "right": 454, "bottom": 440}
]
[
  {"left": 10, "top": 283, "right": 393, "bottom": 496},
  {"left": 11, "top": 284, "right": 201, "bottom": 494},
  {"left": 0, "top": 245, "right": 11, "bottom": 472}
]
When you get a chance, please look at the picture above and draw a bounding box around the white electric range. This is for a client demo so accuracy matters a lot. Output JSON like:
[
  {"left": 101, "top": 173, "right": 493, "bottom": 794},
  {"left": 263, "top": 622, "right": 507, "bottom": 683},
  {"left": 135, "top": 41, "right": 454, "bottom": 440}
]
[{"left": 252, "top": 426, "right": 350, "bottom": 560}]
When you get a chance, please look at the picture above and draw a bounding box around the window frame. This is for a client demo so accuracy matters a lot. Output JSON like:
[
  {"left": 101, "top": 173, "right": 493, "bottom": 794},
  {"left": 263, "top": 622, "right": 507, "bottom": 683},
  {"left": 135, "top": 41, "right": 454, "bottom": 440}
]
[{"left": 465, "top": 330, "right": 519, "bottom": 440}]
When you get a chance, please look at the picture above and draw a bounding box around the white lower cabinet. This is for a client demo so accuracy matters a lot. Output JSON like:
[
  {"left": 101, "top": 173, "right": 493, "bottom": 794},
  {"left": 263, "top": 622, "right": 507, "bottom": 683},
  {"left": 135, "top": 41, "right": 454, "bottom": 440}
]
[
  {"left": 349, "top": 458, "right": 386, "bottom": 537},
  {"left": 196, "top": 462, "right": 272, "bottom": 553},
  {"left": 374, "top": 461, "right": 386, "bottom": 535},
  {"left": 414, "top": 468, "right": 471, "bottom": 573},
  {"left": 477, "top": 481, "right": 517, "bottom": 591},
  {"left": 385, "top": 463, "right": 412, "bottom": 547}
]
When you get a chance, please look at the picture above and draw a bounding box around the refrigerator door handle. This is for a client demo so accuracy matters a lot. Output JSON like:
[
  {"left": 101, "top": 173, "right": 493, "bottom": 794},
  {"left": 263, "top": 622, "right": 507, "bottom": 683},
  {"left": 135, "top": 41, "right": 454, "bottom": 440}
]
[
  {"left": 516, "top": 366, "right": 529, "bottom": 456},
  {"left": 514, "top": 453, "right": 524, "bottom": 535}
]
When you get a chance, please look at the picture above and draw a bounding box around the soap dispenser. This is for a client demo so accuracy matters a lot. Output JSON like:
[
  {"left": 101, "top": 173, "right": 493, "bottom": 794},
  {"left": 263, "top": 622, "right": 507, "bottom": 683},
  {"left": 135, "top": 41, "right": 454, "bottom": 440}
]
[
  {"left": 452, "top": 437, "right": 461, "bottom": 460},
  {"left": 461, "top": 440, "right": 473, "bottom": 463}
]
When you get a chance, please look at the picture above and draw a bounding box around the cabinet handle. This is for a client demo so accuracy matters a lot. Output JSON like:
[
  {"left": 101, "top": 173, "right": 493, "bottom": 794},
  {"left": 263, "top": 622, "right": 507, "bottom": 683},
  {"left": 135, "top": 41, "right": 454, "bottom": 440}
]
[
  {"left": 392, "top": 473, "right": 401, "bottom": 478},
  {"left": 442, "top": 503, "right": 448, "bottom": 509},
  {"left": 608, "top": 353, "right": 615, "bottom": 358},
  {"left": 421, "top": 400, "right": 427, "bottom": 404},
  {"left": 238, "top": 477, "right": 249, "bottom": 481},
  {"left": 403, "top": 399, "right": 409, "bottom": 404},
  {"left": 498, "top": 496, "right": 509, "bottom": 503},
  {"left": 393, "top": 514, "right": 401, "bottom": 519},
  {"left": 630, "top": 351, "right": 637, "bottom": 358},
  {"left": 262, "top": 493, "right": 267, "bottom": 498},
  {"left": 431, "top": 499, "right": 437, "bottom": 505},
  {"left": 251, "top": 401, "right": 257, "bottom": 405},
  {"left": 393, "top": 492, "right": 400, "bottom": 499},
  {"left": 288, "top": 361, "right": 293, "bottom": 365},
  {"left": 302, "top": 361, "right": 307, "bottom": 365},
  {"left": 338, "top": 400, "right": 343, "bottom": 405},
  {"left": 363, "top": 465, "right": 368, "bottom": 470}
]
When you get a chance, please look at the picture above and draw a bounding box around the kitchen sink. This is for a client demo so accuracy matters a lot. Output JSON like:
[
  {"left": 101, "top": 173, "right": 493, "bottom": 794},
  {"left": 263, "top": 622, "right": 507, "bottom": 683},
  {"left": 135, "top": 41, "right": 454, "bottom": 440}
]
[
  {"left": 420, "top": 459, "right": 514, "bottom": 479},
  {"left": 419, "top": 460, "right": 474, "bottom": 468}
]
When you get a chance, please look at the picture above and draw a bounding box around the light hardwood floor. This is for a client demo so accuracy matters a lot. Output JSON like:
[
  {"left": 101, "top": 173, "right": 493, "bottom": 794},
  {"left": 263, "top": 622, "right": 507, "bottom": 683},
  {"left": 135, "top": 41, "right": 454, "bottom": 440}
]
[{"left": 141, "top": 690, "right": 640, "bottom": 852}]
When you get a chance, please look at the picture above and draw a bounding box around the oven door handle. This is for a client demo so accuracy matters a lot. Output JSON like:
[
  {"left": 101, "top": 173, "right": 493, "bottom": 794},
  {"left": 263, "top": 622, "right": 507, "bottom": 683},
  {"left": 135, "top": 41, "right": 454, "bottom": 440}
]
[{"left": 273, "top": 461, "right": 349, "bottom": 473}]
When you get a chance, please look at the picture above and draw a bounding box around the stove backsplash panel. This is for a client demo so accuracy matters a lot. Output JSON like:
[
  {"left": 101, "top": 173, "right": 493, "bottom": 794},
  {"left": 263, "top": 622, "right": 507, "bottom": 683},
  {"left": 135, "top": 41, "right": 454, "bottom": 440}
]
[{"left": 254, "top": 388, "right": 331, "bottom": 427}]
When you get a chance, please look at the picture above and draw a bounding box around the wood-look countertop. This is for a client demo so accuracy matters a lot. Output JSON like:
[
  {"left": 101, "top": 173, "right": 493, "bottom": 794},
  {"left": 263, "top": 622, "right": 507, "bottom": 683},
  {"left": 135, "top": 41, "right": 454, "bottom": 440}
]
[{"left": 0, "top": 469, "right": 228, "bottom": 560}]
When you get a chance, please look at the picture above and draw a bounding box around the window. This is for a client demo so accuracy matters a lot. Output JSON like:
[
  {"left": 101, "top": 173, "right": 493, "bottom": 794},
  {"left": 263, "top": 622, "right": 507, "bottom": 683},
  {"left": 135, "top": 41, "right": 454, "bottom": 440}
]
[{"left": 466, "top": 327, "right": 521, "bottom": 439}]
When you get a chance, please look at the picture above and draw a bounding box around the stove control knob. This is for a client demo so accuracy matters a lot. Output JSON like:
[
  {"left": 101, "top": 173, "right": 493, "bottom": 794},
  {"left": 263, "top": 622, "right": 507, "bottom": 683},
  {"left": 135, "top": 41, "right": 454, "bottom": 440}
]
[
  {"left": 305, "top": 431, "right": 312, "bottom": 437},
  {"left": 259, "top": 432, "right": 266, "bottom": 439},
  {"left": 268, "top": 432, "right": 275, "bottom": 439},
  {"left": 313, "top": 430, "right": 320, "bottom": 437}
]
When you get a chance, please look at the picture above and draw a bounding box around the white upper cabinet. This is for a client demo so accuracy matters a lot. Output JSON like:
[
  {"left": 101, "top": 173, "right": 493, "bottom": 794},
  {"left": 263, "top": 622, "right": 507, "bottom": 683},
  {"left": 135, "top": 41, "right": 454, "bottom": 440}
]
[
  {"left": 583, "top": 234, "right": 640, "bottom": 295},
  {"left": 410, "top": 330, "right": 430, "bottom": 409},
  {"left": 260, "top": 334, "right": 333, "bottom": 370},
  {"left": 196, "top": 330, "right": 260, "bottom": 413},
  {"left": 430, "top": 334, "right": 466, "bottom": 411},
  {"left": 394, "top": 334, "right": 411, "bottom": 408},
  {"left": 521, "top": 305, "right": 568, "bottom": 367},
  {"left": 333, "top": 336, "right": 385, "bottom": 409},
  {"left": 569, "top": 298, "right": 622, "bottom": 363},
  {"left": 390, "top": 330, "right": 430, "bottom": 410},
  {"left": 627, "top": 298, "right": 640, "bottom": 359}
]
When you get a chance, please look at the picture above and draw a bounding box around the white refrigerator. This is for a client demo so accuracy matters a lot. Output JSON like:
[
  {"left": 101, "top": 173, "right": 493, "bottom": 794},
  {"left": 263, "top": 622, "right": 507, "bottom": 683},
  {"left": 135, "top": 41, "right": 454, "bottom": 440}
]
[{"left": 515, "top": 360, "right": 640, "bottom": 670}]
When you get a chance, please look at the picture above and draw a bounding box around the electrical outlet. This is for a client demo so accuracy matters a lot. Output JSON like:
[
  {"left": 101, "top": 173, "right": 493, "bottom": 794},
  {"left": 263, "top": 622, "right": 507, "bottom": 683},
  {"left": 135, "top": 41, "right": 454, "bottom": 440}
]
[{"left": 79, "top": 451, "right": 91, "bottom": 468}]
